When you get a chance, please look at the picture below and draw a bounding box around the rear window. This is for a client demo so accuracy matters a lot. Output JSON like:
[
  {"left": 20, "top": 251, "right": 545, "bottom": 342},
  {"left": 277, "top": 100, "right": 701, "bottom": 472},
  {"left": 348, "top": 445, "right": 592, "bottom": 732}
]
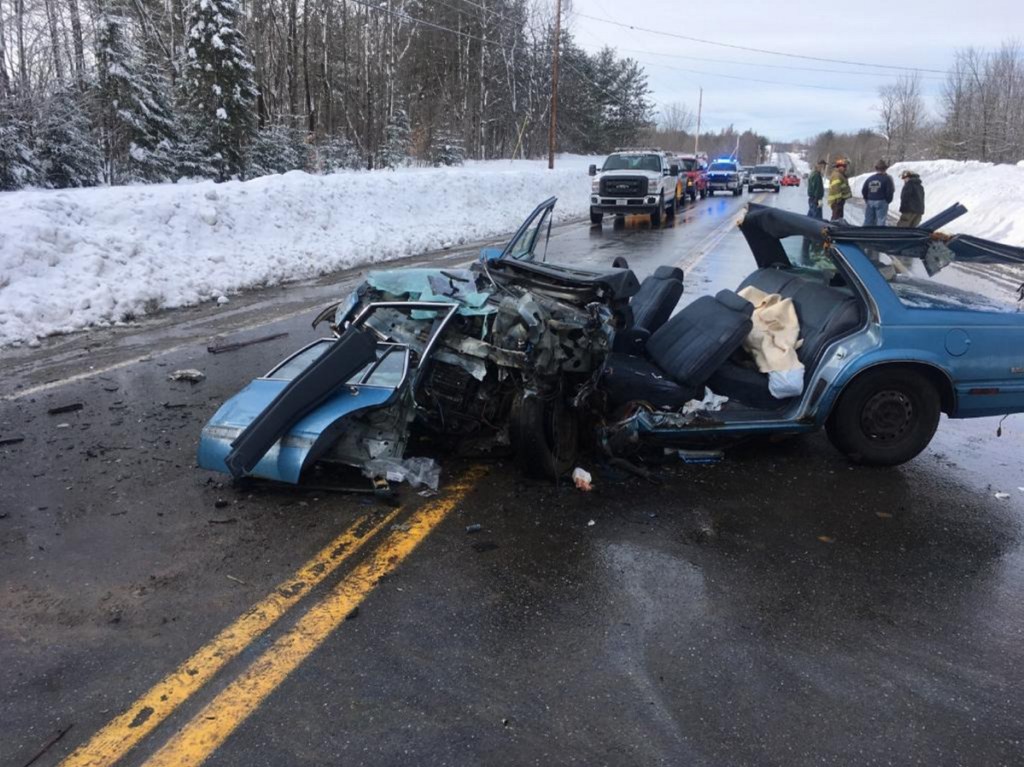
[
  {"left": 866, "top": 250, "right": 1023, "bottom": 313},
  {"left": 679, "top": 158, "right": 698, "bottom": 171}
]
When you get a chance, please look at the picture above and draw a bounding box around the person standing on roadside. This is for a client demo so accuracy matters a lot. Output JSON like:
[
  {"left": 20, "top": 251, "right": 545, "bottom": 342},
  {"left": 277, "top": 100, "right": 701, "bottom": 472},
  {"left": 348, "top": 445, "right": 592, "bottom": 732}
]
[
  {"left": 807, "top": 160, "right": 827, "bottom": 218},
  {"left": 861, "top": 160, "right": 894, "bottom": 226},
  {"left": 827, "top": 158, "right": 852, "bottom": 221},
  {"left": 897, "top": 170, "right": 925, "bottom": 227}
]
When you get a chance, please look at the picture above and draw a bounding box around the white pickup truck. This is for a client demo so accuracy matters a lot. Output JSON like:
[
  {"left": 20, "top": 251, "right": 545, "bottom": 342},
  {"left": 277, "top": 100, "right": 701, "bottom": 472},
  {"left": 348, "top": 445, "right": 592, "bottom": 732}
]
[{"left": 588, "top": 150, "right": 680, "bottom": 226}]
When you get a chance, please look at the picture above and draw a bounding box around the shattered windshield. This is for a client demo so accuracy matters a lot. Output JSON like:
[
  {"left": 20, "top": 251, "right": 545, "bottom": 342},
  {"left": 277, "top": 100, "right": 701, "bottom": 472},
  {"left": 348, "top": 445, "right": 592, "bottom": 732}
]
[
  {"left": 679, "top": 158, "right": 698, "bottom": 171},
  {"left": 266, "top": 341, "right": 411, "bottom": 385},
  {"left": 602, "top": 154, "right": 662, "bottom": 172}
]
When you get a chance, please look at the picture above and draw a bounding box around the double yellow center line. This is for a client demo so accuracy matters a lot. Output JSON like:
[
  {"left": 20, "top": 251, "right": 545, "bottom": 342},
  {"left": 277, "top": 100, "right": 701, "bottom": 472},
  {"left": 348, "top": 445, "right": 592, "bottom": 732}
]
[{"left": 62, "top": 466, "right": 486, "bottom": 767}]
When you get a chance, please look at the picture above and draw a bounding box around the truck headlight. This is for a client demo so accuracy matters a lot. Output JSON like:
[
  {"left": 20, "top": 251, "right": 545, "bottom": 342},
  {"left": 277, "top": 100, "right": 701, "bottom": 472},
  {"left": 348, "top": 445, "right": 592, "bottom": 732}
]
[{"left": 591, "top": 179, "right": 600, "bottom": 192}]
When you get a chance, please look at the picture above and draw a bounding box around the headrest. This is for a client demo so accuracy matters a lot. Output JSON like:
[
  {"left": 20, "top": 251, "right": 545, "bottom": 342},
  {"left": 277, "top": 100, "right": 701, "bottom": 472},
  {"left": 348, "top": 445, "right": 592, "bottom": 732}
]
[
  {"left": 715, "top": 289, "right": 754, "bottom": 316},
  {"left": 652, "top": 265, "right": 685, "bottom": 282}
]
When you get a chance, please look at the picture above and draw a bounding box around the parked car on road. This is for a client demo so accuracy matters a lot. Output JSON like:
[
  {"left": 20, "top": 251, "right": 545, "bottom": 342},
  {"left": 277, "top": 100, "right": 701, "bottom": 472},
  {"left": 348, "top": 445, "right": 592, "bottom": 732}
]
[
  {"left": 749, "top": 165, "right": 782, "bottom": 192},
  {"left": 198, "top": 200, "right": 1024, "bottom": 486},
  {"left": 706, "top": 159, "right": 742, "bottom": 196},
  {"left": 588, "top": 150, "right": 680, "bottom": 226}
]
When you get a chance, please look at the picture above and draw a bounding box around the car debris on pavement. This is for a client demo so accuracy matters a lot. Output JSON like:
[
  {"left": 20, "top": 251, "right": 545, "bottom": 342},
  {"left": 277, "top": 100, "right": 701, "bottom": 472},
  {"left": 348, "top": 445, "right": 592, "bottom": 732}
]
[{"left": 169, "top": 369, "right": 206, "bottom": 383}]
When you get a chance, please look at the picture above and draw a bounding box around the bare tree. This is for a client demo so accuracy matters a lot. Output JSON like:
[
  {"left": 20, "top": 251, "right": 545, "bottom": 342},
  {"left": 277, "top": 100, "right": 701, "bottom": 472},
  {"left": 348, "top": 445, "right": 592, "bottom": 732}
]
[{"left": 658, "top": 101, "right": 694, "bottom": 133}]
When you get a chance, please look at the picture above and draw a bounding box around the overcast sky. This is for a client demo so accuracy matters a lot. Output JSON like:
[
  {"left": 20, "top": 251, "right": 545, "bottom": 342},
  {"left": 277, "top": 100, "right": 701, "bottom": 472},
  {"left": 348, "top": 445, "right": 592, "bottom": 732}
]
[{"left": 567, "top": 0, "right": 1021, "bottom": 141}]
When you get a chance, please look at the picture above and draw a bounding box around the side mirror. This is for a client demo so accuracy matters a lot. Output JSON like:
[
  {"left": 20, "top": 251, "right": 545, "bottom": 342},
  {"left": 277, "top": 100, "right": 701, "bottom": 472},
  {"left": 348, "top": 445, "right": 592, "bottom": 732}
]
[
  {"left": 670, "top": 164, "right": 679, "bottom": 176},
  {"left": 479, "top": 247, "right": 503, "bottom": 262},
  {"left": 588, "top": 164, "right": 597, "bottom": 176}
]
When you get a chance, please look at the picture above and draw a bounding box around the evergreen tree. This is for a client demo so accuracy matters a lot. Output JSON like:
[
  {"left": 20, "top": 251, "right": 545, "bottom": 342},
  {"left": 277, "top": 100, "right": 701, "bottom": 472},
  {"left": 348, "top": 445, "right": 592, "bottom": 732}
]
[
  {"left": 36, "top": 89, "right": 103, "bottom": 188},
  {"left": 173, "top": 109, "right": 216, "bottom": 179},
  {"left": 317, "top": 135, "right": 363, "bottom": 173},
  {"left": 181, "top": 0, "right": 258, "bottom": 181},
  {"left": 429, "top": 127, "right": 466, "bottom": 167},
  {"left": 0, "top": 100, "right": 39, "bottom": 190},
  {"left": 248, "top": 124, "right": 308, "bottom": 177},
  {"left": 375, "top": 109, "right": 411, "bottom": 169},
  {"left": 95, "top": 2, "right": 178, "bottom": 183}
]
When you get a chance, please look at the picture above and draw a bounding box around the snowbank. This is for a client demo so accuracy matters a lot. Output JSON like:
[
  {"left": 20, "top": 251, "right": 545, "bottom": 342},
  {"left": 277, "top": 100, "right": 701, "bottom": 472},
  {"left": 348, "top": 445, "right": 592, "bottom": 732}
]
[
  {"left": 851, "top": 160, "right": 1024, "bottom": 245},
  {"left": 0, "top": 155, "right": 598, "bottom": 346}
]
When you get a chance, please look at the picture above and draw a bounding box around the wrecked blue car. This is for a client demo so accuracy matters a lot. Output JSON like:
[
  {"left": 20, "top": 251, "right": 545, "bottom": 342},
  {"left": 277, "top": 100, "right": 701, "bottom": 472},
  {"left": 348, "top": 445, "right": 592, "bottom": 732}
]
[{"left": 199, "top": 198, "right": 1024, "bottom": 483}]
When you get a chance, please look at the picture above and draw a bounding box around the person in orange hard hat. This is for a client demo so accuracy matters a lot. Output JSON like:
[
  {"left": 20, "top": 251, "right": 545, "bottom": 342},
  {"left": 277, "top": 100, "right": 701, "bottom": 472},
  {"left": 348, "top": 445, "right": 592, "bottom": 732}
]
[{"left": 827, "top": 158, "right": 853, "bottom": 221}]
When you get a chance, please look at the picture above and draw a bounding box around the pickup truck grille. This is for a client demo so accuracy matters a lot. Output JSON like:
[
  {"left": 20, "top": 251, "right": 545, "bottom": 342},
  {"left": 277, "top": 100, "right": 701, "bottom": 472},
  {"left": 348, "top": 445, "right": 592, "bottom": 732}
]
[{"left": 600, "top": 176, "right": 647, "bottom": 197}]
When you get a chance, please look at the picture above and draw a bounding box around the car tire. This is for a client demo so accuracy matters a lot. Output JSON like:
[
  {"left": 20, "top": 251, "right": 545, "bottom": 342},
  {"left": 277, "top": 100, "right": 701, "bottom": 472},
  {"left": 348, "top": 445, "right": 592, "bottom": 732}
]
[
  {"left": 590, "top": 210, "right": 603, "bottom": 225},
  {"left": 774, "top": 186, "right": 780, "bottom": 193},
  {"left": 651, "top": 195, "right": 663, "bottom": 226},
  {"left": 826, "top": 367, "right": 941, "bottom": 466},
  {"left": 510, "top": 391, "right": 579, "bottom": 479}
]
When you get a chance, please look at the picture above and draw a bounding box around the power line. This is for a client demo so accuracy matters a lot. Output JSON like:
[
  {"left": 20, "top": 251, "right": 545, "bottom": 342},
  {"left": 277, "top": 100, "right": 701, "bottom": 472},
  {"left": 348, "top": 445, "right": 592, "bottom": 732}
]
[
  {"left": 573, "top": 11, "right": 948, "bottom": 74},
  {"left": 615, "top": 47, "right": 947, "bottom": 82},
  {"left": 635, "top": 58, "right": 875, "bottom": 93}
]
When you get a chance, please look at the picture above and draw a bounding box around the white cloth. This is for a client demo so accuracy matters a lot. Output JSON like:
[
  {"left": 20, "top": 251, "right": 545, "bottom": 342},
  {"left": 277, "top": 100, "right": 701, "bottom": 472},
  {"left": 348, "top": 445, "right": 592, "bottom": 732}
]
[
  {"left": 737, "top": 285, "right": 805, "bottom": 399},
  {"left": 737, "top": 285, "right": 803, "bottom": 373}
]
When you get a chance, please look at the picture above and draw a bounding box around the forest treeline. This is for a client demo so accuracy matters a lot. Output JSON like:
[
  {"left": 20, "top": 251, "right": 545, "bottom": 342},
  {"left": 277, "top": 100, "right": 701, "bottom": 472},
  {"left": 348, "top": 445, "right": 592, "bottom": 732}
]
[{"left": 0, "top": 0, "right": 656, "bottom": 190}]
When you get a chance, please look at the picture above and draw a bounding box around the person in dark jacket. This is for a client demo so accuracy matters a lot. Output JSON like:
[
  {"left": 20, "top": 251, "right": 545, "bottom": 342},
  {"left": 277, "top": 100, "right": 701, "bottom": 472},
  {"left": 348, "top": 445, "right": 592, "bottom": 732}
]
[
  {"left": 897, "top": 170, "right": 925, "bottom": 227},
  {"left": 861, "top": 160, "right": 894, "bottom": 226},
  {"left": 806, "top": 160, "right": 826, "bottom": 218}
]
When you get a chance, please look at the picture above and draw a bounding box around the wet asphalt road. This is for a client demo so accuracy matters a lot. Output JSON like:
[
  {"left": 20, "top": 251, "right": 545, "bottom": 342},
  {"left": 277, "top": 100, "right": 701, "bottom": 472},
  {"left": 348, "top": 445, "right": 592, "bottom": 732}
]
[{"left": 2, "top": 188, "right": 1024, "bottom": 767}]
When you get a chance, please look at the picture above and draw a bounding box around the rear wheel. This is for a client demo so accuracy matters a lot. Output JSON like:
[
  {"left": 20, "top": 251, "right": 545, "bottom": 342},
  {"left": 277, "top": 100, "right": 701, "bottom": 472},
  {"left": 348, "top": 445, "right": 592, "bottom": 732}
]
[
  {"left": 590, "top": 209, "right": 603, "bottom": 225},
  {"left": 510, "top": 391, "right": 579, "bottom": 479},
  {"left": 826, "top": 367, "right": 940, "bottom": 466}
]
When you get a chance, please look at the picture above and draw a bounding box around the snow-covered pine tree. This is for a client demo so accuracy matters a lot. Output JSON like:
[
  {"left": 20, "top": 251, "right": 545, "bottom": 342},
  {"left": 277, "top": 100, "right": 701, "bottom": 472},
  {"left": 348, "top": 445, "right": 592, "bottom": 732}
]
[
  {"left": 317, "top": 135, "right": 363, "bottom": 173},
  {"left": 0, "top": 100, "right": 39, "bottom": 190},
  {"left": 429, "top": 127, "right": 466, "bottom": 167},
  {"left": 94, "top": 1, "right": 178, "bottom": 183},
  {"left": 181, "top": 0, "right": 258, "bottom": 181},
  {"left": 173, "top": 108, "right": 216, "bottom": 179},
  {"left": 375, "top": 109, "right": 411, "bottom": 170},
  {"left": 248, "top": 124, "right": 308, "bottom": 177},
  {"left": 35, "top": 89, "right": 103, "bottom": 188}
]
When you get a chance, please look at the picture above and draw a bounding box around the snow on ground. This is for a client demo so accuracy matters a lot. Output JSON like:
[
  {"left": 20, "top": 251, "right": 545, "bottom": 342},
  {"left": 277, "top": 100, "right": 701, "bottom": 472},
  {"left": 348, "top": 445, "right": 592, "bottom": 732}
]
[
  {"left": 850, "top": 160, "right": 1024, "bottom": 246},
  {"left": 0, "top": 155, "right": 599, "bottom": 347}
]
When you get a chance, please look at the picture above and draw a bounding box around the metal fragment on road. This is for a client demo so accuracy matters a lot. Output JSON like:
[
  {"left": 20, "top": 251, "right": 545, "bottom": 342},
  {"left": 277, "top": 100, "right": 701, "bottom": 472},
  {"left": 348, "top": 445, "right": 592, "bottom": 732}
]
[
  {"left": 206, "top": 332, "right": 289, "bottom": 355},
  {"left": 48, "top": 402, "right": 83, "bottom": 415},
  {"left": 168, "top": 369, "right": 205, "bottom": 383}
]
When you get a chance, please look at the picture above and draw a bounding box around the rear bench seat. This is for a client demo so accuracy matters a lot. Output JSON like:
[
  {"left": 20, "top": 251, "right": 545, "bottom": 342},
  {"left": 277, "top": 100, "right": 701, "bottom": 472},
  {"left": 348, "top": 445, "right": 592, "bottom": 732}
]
[{"left": 707, "top": 268, "right": 864, "bottom": 409}]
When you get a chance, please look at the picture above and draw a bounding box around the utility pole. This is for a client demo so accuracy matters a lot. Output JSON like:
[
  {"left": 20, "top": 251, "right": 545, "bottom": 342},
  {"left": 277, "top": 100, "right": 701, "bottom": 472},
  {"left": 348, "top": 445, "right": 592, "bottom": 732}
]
[
  {"left": 693, "top": 87, "right": 703, "bottom": 156},
  {"left": 547, "top": 0, "right": 561, "bottom": 169}
]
